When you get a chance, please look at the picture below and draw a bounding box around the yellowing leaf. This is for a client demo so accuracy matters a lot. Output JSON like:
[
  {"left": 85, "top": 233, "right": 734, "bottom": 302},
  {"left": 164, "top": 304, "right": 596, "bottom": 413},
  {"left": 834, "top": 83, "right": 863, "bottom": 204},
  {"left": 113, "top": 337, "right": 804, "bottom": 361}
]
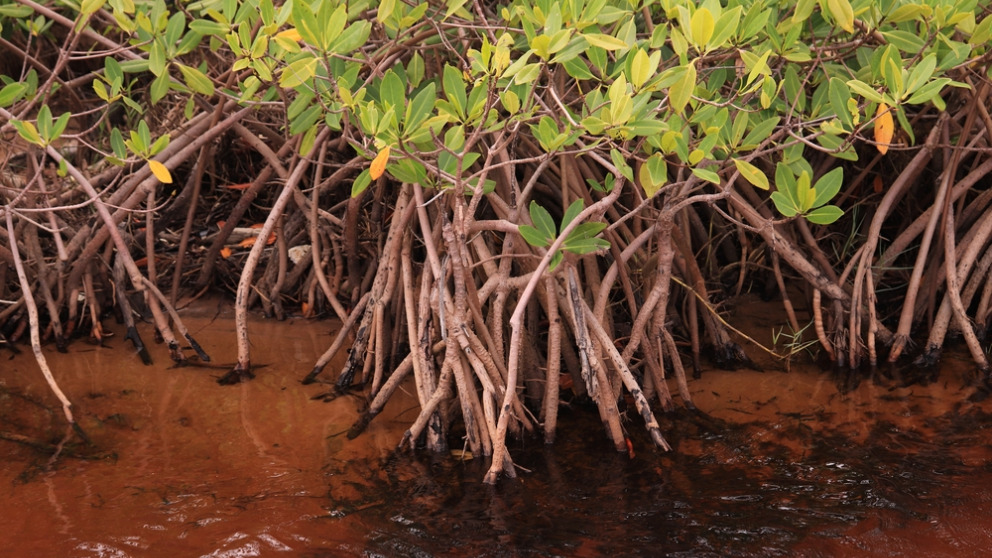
[
  {"left": 149, "top": 160, "right": 172, "bottom": 183},
  {"left": 220, "top": 246, "right": 232, "bottom": 259},
  {"left": 370, "top": 145, "right": 390, "bottom": 179},
  {"left": 874, "top": 103, "right": 894, "bottom": 155},
  {"left": 733, "top": 158, "right": 769, "bottom": 190},
  {"left": 826, "top": 0, "right": 855, "bottom": 33},
  {"left": 690, "top": 8, "right": 715, "bottom": 50},
  {"left": 276, "top": 28, "right": 302, "bottom": 42}
]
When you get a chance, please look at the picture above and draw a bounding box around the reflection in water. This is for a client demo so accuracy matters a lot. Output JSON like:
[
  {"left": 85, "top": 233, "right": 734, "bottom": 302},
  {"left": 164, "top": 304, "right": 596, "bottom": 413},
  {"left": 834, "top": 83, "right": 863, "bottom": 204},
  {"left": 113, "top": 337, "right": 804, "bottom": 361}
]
[
  {"left": 1, "top": 305, "right": 992, "bottom": 556},
  {"left": 335, "top": 401, "right": 992, "bottom": 557}
]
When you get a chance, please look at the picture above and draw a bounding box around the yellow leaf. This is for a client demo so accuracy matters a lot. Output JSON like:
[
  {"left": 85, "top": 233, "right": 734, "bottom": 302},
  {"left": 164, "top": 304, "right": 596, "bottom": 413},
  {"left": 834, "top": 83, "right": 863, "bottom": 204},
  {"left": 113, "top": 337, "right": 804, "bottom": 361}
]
[
  {"left": 874, "top": 103, "right": 894, "bottom": 155},
  {"left": 149, "top": 160, "right": 172, "bottom": 183},
  {"left": 220, "top": 246, "right": 232, "bottom": 259},
  {"left": 276, "top": 28, "right": 302, "bottom": 42},
  {"left": 370, "top": 145, "right": 390, "bottom": 180}
]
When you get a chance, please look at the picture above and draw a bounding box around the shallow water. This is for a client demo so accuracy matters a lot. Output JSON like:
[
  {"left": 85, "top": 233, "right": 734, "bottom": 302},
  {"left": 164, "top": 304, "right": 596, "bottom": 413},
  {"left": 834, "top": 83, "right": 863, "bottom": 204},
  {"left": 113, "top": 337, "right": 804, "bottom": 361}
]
[{"left": 3, "top": 300, "right": 992, "bottom": 556}]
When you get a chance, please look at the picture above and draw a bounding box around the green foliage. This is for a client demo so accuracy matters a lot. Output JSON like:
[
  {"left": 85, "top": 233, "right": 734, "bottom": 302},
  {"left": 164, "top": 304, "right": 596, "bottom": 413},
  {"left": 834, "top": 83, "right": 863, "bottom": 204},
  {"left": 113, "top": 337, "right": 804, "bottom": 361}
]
[
  {"left": 518, "top": 200, "right": 610, "bottom": 271},
  {"left": 2, "top": 0, "right": 989, "bottom": 230}
]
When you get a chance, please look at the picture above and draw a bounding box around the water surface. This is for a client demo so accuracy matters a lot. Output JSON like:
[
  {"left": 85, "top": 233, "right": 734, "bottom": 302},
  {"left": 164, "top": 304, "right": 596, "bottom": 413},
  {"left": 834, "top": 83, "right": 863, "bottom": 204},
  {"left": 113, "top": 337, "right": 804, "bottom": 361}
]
[{"left": 2, "top": 301, "right": 992, "bottom": 556}]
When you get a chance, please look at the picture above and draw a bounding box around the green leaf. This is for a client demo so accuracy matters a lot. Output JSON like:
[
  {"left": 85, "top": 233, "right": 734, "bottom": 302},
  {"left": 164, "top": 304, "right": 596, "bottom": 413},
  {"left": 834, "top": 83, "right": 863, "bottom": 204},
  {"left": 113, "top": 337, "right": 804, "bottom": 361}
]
[
  {"left": 740, "top": 116, "right": 779, "bottom": 148},
  {"left": 351, "top": 169, "right": 372, "bottom": 197},
  {"left": 846, "top": 80, "right": 885, "bottom": 104},
  {"left": 189, "top": 19, "right": 229, "bottom": 36},
  {"left": 0, "top": 82, "right": 26, "bottom": 107},
  {"left": 177, "top": 64, "right": 215, "bottom": 95},
  {"left": 805, "top": 205, "right": 844, "bottom": 224},
  {"left": 500, "top": 90, "right": 520, "bottom": 114},
  {"left": 280, "top": 55, "right": 317, "bottom": 88},
  {"left": 329, "top": 21, "right": 371, "bottom": 54},
  {"left": 560, "top": 199, "right": 584, "bottom": 232},
  {"left": 529, "top": 201, "right": 557, "bottom": 243},
  {"left": 442, "top": 64, "right": 467, "bottom": 119},
  {"left": 904, "top": 54, "right": 936, "bottom": 96},
  {"left": 377, "top": 0, "right": 396, "bottom": 23},
  {"left": 36, "top": 105, "right": 53, "bottom": 143},
  {"left": 51, "top": 111, "right": 71, "bottom": 142},
  {"left": 319, "top": 4, "right": 347, "bottom": 52},
  {"left": 291, "top": 1, "right": 320, "bottom": 47},
  {"left": 150, "top": 73, "right": 169, "bottom": 104},
  {"left": 710, "top": 7, "right": 741, "bottom": 48},
  {"left": 110, "top": 127, "right": 127, "bottom": 159},
  {"left": 770, "top": 191, "right": 800, "bottom": 217},
  {"left": 691, "top": 167, "right": 721, "bottom": 185},
  {"left": 405, "top": 82, "right": 436, "bottom": 134},
  {"left": 639, "top": 153, "right": 668, "bottom": 197},
  {"left": 971, "top": 15, "right": 992, "bottom": 45},
  {"left": 812, "top": 167, "right": 843, "bottom": 208},
  {"left": 513, "top": 63, "right": 542, "bottom": 85},
  {"left": 583, "top": 33, "right": 628, "bottom": 50},
  {"left": 519, "top": 224, "right": 550, "bottom": 248},
  {"left": 882, "top": 52, "right": 904, "bottom": 99},
  {"left": 828, "top": 78, "right": 853, "bottom": 130},
  {"left": 733, "top": 158, "right": 769, "bottom": 190},
  {"left": 379, "top": 69, "right": 406, "bottom": 113},
  {"left": 563, "top": 236, "right": 610, "bottom": 254},
  {"left": 566, "top": 222, "right": 607, "bottom": 241},
  {"left": 906, "top": 78, "right": 952, "bottom": 105},
  {"left": 610, "top": 148, "right": 634, "bottom": 182}
]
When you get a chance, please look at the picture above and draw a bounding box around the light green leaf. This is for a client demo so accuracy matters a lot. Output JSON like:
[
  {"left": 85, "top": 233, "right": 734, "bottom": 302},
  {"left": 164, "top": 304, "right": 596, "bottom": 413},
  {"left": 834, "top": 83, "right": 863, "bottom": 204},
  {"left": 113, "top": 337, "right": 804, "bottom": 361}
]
[
  {"left": 0, "top": 82, "right": 26, "bottom": 107},
  {"left": 805, "top": 205, "right": 844, "bottom": 224},
  {"left": 905, "top": 54, "right": 936, "bottom": 96},
  {"left": 563, "top": 236, "right": 610, "bottom": 254},
  {"left": 583, "top": 32, "right": 628, "bottom": 50},
  {"left": 846, "top": 79, "right": 885, "bottom": 104},
  {"left": 279, "top": 56, "right": 317, "bottom": 88},
  {"left": 351, "top": 168, "right": 372, "bottom": 197},
  {"left": 691, "top": 167, "right": 721, "bottom": 185},
  {"left": 177, "top": 63, "right": 215, "bottom": 95},
  {"left": 669, "top": 61, "right": 696, "bottom": 115}
]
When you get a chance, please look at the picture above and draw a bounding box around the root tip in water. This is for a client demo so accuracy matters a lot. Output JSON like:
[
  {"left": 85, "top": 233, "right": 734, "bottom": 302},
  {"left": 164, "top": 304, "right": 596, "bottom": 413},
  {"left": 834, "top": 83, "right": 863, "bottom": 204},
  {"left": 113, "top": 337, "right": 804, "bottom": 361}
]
[{"left": 217, "top": 365, "right": 255, "bottom": 385}]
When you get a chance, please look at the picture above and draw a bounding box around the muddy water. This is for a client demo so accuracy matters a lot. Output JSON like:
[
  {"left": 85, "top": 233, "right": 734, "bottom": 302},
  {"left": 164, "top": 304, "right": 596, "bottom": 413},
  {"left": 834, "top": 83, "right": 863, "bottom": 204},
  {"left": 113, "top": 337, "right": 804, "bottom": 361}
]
[{"left": 3, "top": 300, "right": 992, "bottom": 556}]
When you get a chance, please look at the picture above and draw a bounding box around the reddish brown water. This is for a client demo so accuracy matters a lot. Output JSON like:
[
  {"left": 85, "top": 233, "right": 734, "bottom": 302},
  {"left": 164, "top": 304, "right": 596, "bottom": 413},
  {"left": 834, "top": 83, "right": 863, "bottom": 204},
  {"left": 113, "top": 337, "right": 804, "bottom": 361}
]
[{"left": 3, "top": 299, "right": 992, "bottom": 556}]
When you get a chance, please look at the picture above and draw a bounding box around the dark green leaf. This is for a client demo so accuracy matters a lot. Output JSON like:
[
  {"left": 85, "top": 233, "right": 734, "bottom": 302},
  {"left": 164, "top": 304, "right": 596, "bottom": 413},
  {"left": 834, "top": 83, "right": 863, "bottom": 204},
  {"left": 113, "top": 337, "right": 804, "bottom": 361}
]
[{"left": 529, "top": 201, "right": 556, "bottom": 243}]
